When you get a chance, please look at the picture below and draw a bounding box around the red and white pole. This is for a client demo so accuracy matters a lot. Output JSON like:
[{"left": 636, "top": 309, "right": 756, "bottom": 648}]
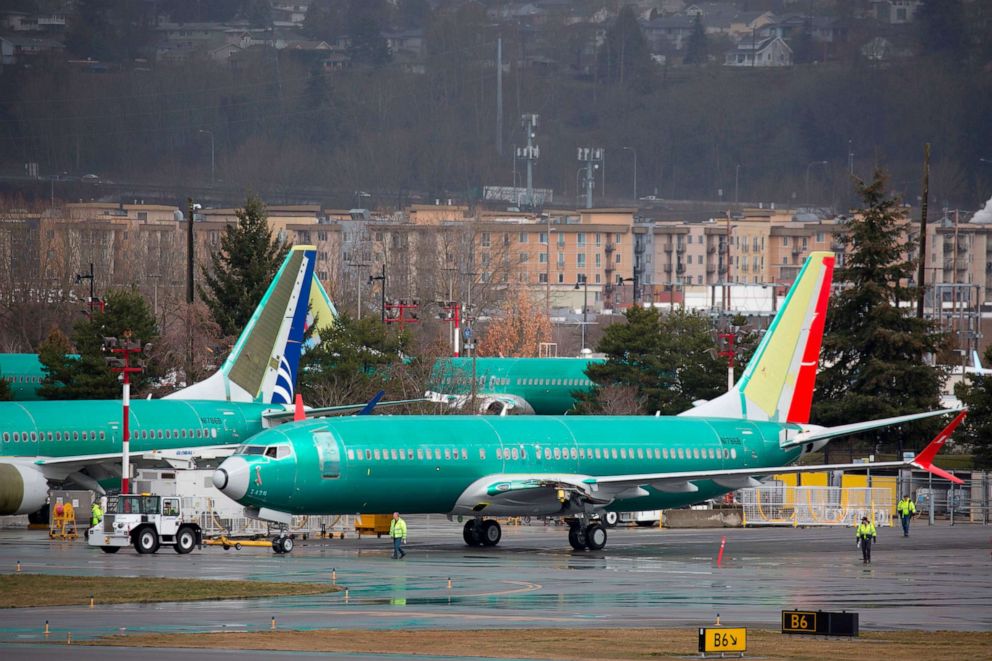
[
  {"left": 121, "top": 374, "right": 130, "bottom": 494},
  {"left": 112, "top": 340, "right": 142, "bottom": 495},
  {"left": 453, "top": 303, "right": 461, "bottom": 357}
]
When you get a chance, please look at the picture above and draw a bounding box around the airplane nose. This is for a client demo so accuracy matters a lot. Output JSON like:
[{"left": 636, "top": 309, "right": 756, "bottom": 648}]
[{"left": 213, "top": 457, "right": 249, "bottom": 500}]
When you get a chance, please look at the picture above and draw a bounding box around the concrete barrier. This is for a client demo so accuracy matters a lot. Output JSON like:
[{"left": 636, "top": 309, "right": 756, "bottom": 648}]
[{"left": 662, "top": 508, "right": 743, "bottom": 528}]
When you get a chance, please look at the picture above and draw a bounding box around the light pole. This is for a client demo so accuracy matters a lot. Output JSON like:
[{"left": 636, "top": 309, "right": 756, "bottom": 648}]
[
  {"left": 574, "top": 276, "right": 589, "bottom": 352},
  {"left": 198, "top": 130, "right": 215, "bottom": 186},
  {"left": 622, "top": 146, "right": 637, "bottom": 201},
  {"left": 805, "top": 160, "right": 828, "bottom": 206},
  {"left": 74, "top": 263, "right": 95, "bottom": 316},
  {"left": 617, "top": 275, "right": 638, "bottom": 306},
  {"left": 369, "top": 265, "right": 385, "bottom": 323},
  {"left": 734, "top": 163, "right": 743, "bottom": 205}
]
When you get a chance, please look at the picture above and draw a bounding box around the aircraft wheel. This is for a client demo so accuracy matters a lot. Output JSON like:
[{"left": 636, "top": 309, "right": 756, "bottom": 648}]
[
  {"left": 585, "top": 523, "right": 607, "bottom": 550},
  {"left": 134, "top": 527, "right": 159, "bottom": 554},
  {"left": 100, "top": 546, "right": 119, "bottom": 554},
  {"left": 272, "top": 536, "right": 285, "bottom": 554},
  {"left": 462, "top": 520, "right": 482, "bottom": 546},
  {"left": 603, "top": 511, "right": 619, "bottom": 528},
  {"left": 480, "top": 519, "right": 501, "bottom": 547},
  {"left": 281, "top": 536, "right": 294, "bottom": 554},
  {"left": 567, "top": 524, "right": 586, "bottom": 551},
  {"left": 174, "top": 526, "right": 196, "bottom": 554}
]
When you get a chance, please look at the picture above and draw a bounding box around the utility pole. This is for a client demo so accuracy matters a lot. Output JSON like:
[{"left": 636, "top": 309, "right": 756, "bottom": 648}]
[
  {"left": 369, "top": 264, "right": 386, "bottom": 323},
  {"left": 916, "top": 143, "right": 930, "bottom": 319},
  {"left": 186, "top": 198, "right": 196, "bottom": 386},
  {"left": 578, "top": 147, "right": 604, "bottom": 209},
  {"left": 496, "top": 37, "right": 503, "bottom": 157},
  {"left": 74, "top": 263, "right": 95, "bottom": 315}
]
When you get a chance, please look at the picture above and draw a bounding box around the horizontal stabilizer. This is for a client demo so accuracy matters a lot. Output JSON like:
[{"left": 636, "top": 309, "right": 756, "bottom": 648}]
[
  {"left": 909, "top": 409, "right": 966, "bottom": 485},
  {"left": 262, "top": 397, "right": 428, "bottom": 423},
  {"left": 787, "top": 408, "right": 963, "bottom": 446}
]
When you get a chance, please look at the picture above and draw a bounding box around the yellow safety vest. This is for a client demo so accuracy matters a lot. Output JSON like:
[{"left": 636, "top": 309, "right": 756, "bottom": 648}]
[
  {"left": 390, "top": 518, "right": 407, "bottom": 539},
  {"left": 896, "top": 499, "right": 916, "bottom": 516},
  {"left": 856, "top": 522, "right": 876, "bottom": 540}
]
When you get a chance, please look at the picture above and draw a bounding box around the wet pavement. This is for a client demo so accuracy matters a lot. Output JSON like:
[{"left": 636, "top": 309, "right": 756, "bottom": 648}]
[{"left": 1, "top": 516, "right": 989, "bottom": 657}]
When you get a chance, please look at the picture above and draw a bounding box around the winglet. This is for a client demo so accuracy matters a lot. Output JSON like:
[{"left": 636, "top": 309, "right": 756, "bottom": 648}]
[
  {"left": 294, "top": 393, "right": 305, "bottom": 422},
  {"left": 910, "top": 409, "right": 966, "bottom": 485},
  {"left": 357, "top": 390, "right": 385, "bottom": 416}
]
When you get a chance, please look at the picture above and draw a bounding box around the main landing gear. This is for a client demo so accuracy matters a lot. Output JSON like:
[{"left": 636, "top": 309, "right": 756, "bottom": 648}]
[
  {"left": 463, "top": 519, "right": 501, "bottom": 547},
  {"left": 272, "top": 532, "right": 294, "bottom": 554},
  {"left": 568, "top": 519, "right": 607, "bottom": 551}
]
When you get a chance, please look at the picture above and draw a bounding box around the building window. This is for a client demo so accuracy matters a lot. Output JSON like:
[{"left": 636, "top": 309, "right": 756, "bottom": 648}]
[
  {"left": 615, "top": 253, "right": 621, "bottom": 264},
  {"left": 519, "top": 232, "right": 528, "bottom": 243},
  {"left": 539, "top": 252, "right": 547, "bottom": 264},
  {"left": 538, "top": 273, "right": 548, "bottom": 284},
  {"left": 558, "top": 273, "right": 564, "bottom": 284},
  {"left": 519, "top": 252, "right": 529, "bottom": 263},
  {"left": 481, "top": 232, "right": 491, "bottom": 247},
  {"left": 539, "top": 232, "right": 547, "bottom": 244},
  {"left": 577, "top": 233, "right": 586, "bottom": 247},
  {"left": 577, "top": 253, "right": 586, "bottom": 267},
  {"left": 595, "top": 233, "right": 602, "bottom": 246}
]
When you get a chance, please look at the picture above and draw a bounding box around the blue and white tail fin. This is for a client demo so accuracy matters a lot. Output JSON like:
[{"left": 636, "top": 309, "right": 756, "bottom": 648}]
[
  {"left": 166, "top": 246, "right": 317, "bottom": 403},
  {"left": 680, "top": 251, "right": 835, "bottom": 422}
]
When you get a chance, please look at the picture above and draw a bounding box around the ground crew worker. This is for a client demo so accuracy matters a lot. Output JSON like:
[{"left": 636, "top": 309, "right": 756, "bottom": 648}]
[
  {"left": 856, "top": 516, "right": 877, "bottom": 565},
  {"left": 90, "top": 500, "right": 103, "bottom": 529},
  {"left": 896, "top": 495, "right": 917, "bottom": 537},
  {"left": 389, "top": 512, "right": 407, "bottom": 559}
]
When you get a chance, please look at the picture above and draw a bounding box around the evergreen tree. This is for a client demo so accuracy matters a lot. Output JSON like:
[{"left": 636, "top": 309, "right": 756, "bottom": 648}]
[
  {"left": 597, "top": 5, "right": 655, "bottom": 89},
  {"left": 38, "top": 290, "right": 160, "bottom": 399},
  {"left": 576, "top": 307, "right": 725, "bottom": 415},
  {"left": 812, "top": 170, "right": 946, "bottom": 456},
  {"left": 346, "top": 0, "right": 391, "bottom": 67},
  {"left": 298, "top": 312, "right": 409, "bottom": 407},
  {"left": 683, "top": 14, "right": 708, "bottom": 65},
  {"left": 199, "top": 195, "right": 289, "bottom": 337},
  {"left": 916, "top": 0, "right": 967, "bottom": 62},
  {"left": 954, "top": 346, "right": 992, "bottom": 469}
]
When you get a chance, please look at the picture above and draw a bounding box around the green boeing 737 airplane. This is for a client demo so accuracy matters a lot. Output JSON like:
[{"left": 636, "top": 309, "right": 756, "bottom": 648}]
[
  {"left": 214, "top": 252, "right": 963, "bottom": 552},
  {"left": 426, "top": 357, "right": 604, "bottom": 414},
  {"left": 0, "top": 245, "right": 363, "bottom": 517}
]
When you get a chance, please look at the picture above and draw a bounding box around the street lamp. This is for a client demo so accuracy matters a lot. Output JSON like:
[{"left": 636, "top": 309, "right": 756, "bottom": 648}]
[
  {"left": 198, "top": 129, "right": 215, "bottom": 186},
  {"left": 622, "top": 146, "right": 637, "bottom": 201},
  {"left": 368, "top": 265, "right": 386, "bottom": 323},
  {"left": 574, "top": 276, "right": 589, "bottom": 352},
  {"left": 805, "top": 160, "right": 828, "bottom": 207}
]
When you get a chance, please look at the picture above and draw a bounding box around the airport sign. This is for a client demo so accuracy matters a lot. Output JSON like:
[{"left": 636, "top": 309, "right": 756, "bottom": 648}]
[{"left": 698, "top": 626, "right": 747, "bottom": 655}]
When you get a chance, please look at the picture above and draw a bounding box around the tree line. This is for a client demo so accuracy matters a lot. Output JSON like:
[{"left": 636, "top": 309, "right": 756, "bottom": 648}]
[{"left": 1, "top": 2, "right": 989, "bottom": 210}]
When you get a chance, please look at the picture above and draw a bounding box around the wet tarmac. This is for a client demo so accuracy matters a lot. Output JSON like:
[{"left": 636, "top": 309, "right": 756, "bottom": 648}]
[{"left": 1, "top": 517, "right": 990, "bottom": 658}]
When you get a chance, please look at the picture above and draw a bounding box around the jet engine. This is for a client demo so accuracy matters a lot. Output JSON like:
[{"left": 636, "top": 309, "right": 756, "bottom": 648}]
[{"left": 0, "top": 463, "right": 50, "bottom": 515}]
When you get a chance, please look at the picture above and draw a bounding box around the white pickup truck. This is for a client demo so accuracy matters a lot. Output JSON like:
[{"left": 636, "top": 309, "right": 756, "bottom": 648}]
[{"left": 87, "top": 494, "right": 202, "bottom": 554}]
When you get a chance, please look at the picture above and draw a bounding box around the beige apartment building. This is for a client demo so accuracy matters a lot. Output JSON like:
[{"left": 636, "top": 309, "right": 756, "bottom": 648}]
[{"left": 4, "top": 200, "right": 991, "bottom": 324}]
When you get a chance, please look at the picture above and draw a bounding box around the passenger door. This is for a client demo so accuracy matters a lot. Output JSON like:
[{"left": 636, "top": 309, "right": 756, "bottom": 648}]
[{"left": 313, "top": 431, "right": 341, "bottom": 479}]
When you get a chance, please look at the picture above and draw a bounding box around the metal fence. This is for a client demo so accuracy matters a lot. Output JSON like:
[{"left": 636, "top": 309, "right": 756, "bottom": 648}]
[
  {"left": 897, "top": 470, "right": 991, "bottom": 526},
  {"left": 740, "top": 486, "right": 894, "bottom": 527}
]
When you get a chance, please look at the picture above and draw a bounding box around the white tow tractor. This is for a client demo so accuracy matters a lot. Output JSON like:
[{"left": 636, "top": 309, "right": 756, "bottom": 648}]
[{"left": 87, "top": 494, "right": 202, "bottom": 554}]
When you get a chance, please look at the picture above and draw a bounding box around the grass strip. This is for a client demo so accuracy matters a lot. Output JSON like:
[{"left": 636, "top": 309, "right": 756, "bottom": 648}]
[
  {"left": 0, "top": 574, "right": 339, "bottom": 608},
  {"left": 85, "top": 627, "right": 992, "bottom": 659}
]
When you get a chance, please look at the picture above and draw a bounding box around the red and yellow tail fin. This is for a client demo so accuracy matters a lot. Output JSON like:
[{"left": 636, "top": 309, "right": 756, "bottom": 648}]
[{"left": 681, "top": 252, "right": 835, "bottom": 422}]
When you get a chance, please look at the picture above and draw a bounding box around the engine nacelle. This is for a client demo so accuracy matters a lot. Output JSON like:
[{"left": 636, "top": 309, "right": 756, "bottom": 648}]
[{"left": 0, "top": 463, "right": 50, "bottom": 515}]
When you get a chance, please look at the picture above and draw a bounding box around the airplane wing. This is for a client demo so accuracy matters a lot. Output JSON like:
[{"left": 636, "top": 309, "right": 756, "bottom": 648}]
[
  {"left": 261, "top": 397, "right": 428, "bottom": 423},
  {"left": 451, "top": 411, "right": 965, "bottom": 516}
]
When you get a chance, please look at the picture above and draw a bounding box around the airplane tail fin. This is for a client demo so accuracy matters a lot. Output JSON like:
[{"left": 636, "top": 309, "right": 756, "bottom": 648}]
[
  {"left": 166, "top": 245, "right": 317, "bottom": 403},
  {"left": 972, "top": 350, "right": 984, "bottom": 371},
  {"left": 304, "top": 272, "right": 337, "bottom": 351},
  {"left": 681, "top": 251, "right": 835, "bottom": 423}
]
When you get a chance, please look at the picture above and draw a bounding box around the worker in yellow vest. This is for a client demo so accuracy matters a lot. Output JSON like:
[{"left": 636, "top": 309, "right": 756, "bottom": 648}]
[
  {"left": 856, "top": 516, "right": 877, "bottom": 565},
  {"left": 90, "top": 501, "right": 103, "bottom": 529},
  {"left": 389, "top": 512, "right": 407, "bottom": 559},
  {"left": 896, "top": 495, "right": 917, "bottom": 537}
]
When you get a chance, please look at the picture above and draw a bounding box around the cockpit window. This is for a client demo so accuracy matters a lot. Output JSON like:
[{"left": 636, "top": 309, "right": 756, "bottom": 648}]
[
  {"left": 276, "top": 445, "right": 291, "bottom": 459},
  {"left": 237, "top": 445, "right": 266, "bottom": 455},
  {"left": 265, "top": 446, "right": 278, "bottom": 458}
]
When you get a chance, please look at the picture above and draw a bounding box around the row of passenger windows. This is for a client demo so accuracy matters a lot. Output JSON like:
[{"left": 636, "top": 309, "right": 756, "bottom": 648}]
[
  {"left": 1, "top": 428, "right": 217, "bottom": 444},
  {"left": 2, "top": 375, "right": 41, "bottom": 384},
  {"left": 439, "top": 377, "right": 594, "bottom": 388},
  {"left": 342, "top": 445, "right": 738, "bottom": 462}
]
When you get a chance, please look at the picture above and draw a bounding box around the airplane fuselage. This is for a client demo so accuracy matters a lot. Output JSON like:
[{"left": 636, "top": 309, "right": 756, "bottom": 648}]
[
  {"left": 228, "top": 415, "right": 804, "bottom": 516},
  {"left": 428, "top": 357, "right": 604, "bottom": 414},
  {"left": 0, "top": 399, "right": 277, "bottom": 460}
]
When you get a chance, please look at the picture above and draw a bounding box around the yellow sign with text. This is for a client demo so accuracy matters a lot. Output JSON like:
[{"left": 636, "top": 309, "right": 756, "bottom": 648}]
[
  {"left": 698, "top": 627, "right": 747, "bottom": 654},
  {"left": 782, "top": 610, "right": 818, "bottom": 633}
]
